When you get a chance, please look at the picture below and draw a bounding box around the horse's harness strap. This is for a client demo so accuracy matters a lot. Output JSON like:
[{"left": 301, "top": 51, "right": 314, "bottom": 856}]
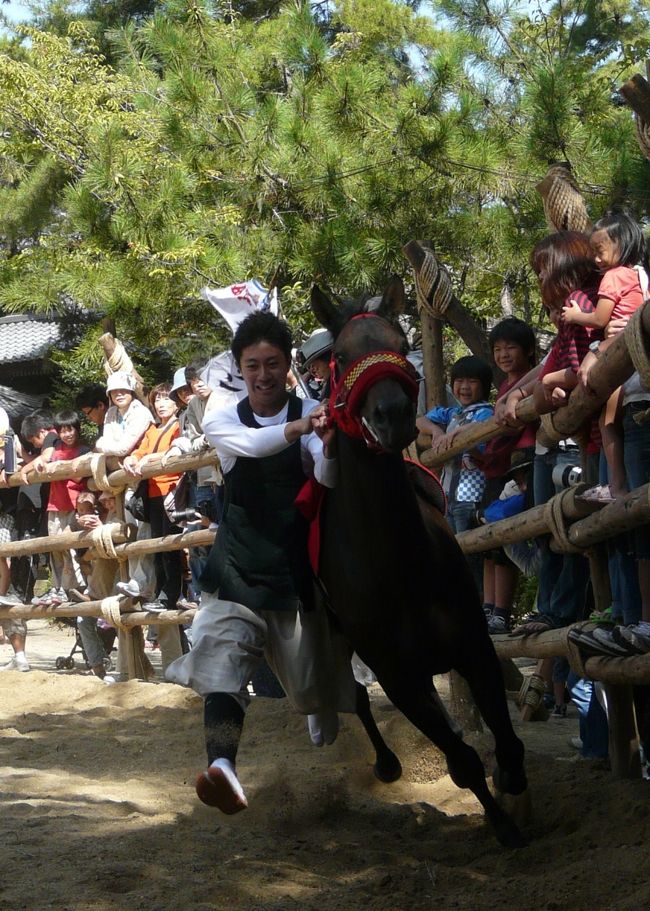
[{"left": 329, "top": 345, "right": 419, "bottom": 448}]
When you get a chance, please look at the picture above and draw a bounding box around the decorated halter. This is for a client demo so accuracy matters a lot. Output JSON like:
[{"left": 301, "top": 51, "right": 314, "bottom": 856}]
[{"left": 328, "top": 314, "right": 419, "bottom": 448}]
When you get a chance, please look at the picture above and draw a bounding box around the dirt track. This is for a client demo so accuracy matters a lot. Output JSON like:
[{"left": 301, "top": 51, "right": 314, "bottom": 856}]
[{"left": 1, "top": 621, "right": 649, "bottom": 911}]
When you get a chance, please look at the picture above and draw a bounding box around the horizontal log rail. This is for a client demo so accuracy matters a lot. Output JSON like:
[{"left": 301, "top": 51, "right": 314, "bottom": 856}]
[
  {"left": 1, "top": 448, "right": 218, "bottom": 490},
  {"left": 493, "top": 629, "right": 650, "bottom": 687},
  {"left": 421, "top": 300, "right": 650, "bottom": 470},
  {"left": 0, "top": 596, "right": 197, "bottom": 628},
  {"left": 456, "top": 482, "right": 650, "bottom": 555},
  {"left": 0, "top": 525, "right": 216, "bottom": 561}
]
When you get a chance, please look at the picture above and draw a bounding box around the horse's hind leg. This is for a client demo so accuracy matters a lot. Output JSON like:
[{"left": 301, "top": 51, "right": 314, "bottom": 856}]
[
  {"left": 456, "top": 634, "right": 527, "bottom": 798},
  {"left": 382, "top": 679, "right": 526, "bottom": 848},
  {"left": 355, "top": 682, "right": 402, "bottom": 782}
]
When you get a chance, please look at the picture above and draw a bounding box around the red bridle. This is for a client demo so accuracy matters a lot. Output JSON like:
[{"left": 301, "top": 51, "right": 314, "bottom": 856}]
[{"left": 328, "top": 314, "right": 419, "bottom": 448}]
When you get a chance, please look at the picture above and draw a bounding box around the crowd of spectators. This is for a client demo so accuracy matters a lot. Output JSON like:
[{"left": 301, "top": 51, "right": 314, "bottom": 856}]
[{"left": 0, "top": 212, "right": 648, "bottom": 772}]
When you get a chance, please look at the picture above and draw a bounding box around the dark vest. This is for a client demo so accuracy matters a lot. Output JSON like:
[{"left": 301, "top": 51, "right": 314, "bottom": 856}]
[{"left": 200, "top": 395, "right": 313, "bottom": 611}]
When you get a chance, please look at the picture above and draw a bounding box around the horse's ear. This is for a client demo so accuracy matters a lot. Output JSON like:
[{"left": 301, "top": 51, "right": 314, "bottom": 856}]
[
  {"left": 376, "top": 276, "right": 406, "bottom": 320},
  {"left": 311, "top": 285, "right": 344, "bottom": 335}
]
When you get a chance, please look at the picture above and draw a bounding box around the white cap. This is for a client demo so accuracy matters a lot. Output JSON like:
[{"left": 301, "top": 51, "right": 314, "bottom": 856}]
[
  {"left": 170, "top": 367, "right": 189, "bottom": 395},
  {"left": 106, "top": 371, "right": 136, "bottom": 394}
]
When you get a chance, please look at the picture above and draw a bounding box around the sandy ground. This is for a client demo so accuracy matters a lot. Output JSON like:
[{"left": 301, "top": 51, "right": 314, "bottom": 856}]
[{"left": 1, "top": 620, "right": 649, "bottom": 911}]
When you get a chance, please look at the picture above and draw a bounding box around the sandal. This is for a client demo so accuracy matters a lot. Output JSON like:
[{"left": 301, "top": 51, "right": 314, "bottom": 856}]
[
  {"left": 509, "top": 614, "right": 554, "bottom": 637},
  {"left": 588, "top": 606, "right": 615, "bottom": 625}
]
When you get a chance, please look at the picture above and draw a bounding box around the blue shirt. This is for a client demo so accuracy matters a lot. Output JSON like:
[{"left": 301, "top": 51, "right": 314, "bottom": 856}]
[{"left": 426, "top": 401, "right": 493, "bottom": 502}]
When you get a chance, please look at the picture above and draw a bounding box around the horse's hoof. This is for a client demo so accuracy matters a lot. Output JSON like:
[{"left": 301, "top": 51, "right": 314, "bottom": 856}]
[
  {"left": 494, "top": 820, "right": 529, "bottom": 850},
  {"left": 374, "top": 752, "right": 402, "bottom": 783},
  {"left": 495, "top": 786, "right": 533, "bottom": 830}
]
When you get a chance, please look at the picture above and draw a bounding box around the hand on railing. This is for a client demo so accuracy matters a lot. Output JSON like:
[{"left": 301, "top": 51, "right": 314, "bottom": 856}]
[
  {"left": 77, "top": 513, "right": 102, "bottom": 530},
  {"left": 122, "top": 455, "right": 142, "bottom": 477},
  {"left": 495, "top": 389, "right": 525, "bottom": 429},
  {"left": 430, "top": 428, "right": 459, "bottom": 456}
]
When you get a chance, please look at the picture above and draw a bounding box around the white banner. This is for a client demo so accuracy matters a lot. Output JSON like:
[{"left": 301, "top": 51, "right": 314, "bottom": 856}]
[{"left": 201, "top": 279, "right": 278, "bottom": 334}]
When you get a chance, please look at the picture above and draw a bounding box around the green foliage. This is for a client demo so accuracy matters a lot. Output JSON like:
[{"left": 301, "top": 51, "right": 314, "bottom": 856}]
[{"left": 0, "top": 0, "right": 649, "bottom": 390}]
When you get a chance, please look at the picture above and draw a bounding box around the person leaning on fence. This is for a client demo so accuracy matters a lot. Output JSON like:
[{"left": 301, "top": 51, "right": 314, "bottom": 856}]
[
  {"left": 0, "top": 409, "right": 56, "bottom": 671},
  {"left": 0, "top": 404, "right": 27, "bottom": 670},
  {"left": 415, "top": 355, "right": 493, "bottom": 601},
  {"left": 563, "top": 210, "right": 648, "bottom": 502},
  {"left": 94, "top": 372, "right": 153, "bottom": 458},
  {"left": 165, "top": 311, "right": 357, "bottom": 815},
  {"left": 122, "top": 382, "right": 187, "bottom": 670},
  {"left": 162, "top": 360, "right": 233, "bottom": 602},
  {"left": 70, "top": 490, "right": 119, "bottom": 684},
  {"left": 501, "top": 233, "right": 601, "bottom": 717},
  {"left": 28, "top": 410, "right": 91, "bottom": 608},
  {"left": 477, "top": 318, "right": 538, "bottom": 634}
]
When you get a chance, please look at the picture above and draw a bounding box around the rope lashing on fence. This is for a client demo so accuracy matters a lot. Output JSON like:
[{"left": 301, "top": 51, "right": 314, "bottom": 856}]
[
  {"left": 99, "top": 595, "right": 128, "bottom": 630},
  {"left": 90, "top": 523, "right": 122, "bottom": 561},
  {"left": 516, "top": 672, "right": 546, "bottom": 709},
  {"left": 544, "top": 487, "right": 584, "bottom": 554},
  {"left": 89, "top": 453, "right": 123, "bottom": 495},
  {"left": 535, "top": 163, "right": 592, "bottom": 234},
  {"left": 414, "top": 248, "right": 453, "bottom": 317},
  {"left": 627, "top": 303, "right": 650, "bottom": 387},
  {"left": 634, "top": 113, "right": 650, "bottom": 162},
  {"left": 539, "top": 410, "right": 566, "bottom": 445}
]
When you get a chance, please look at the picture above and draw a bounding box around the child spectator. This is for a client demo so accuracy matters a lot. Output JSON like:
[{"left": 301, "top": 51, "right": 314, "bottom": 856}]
[
  {"left": 479, "top": 318, "right": 537, "bottom": 632},
  {"left": 31, "top": 410, "right": 90, "bottom": 606},
  {"left": 506, "top": 233, "right": 600, "bottom": 716},
  {"left": 416, "top": 355, "right": 493, "bottom": 597},
  {"left": 563, "top": 210, "right": 648, "bottom": 499},
  {"left": 73, "top": 490, "right": 119, "bottom": 683}
]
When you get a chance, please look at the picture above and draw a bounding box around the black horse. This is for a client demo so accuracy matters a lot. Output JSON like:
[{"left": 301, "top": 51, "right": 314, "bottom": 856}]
[{"left": 311, "top": 277, "right": 528, "bottom": 848}]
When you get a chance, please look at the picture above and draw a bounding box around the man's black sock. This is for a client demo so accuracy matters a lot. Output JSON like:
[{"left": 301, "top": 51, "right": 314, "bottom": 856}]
[{"left": 204, "top": 693, "right": 245, "bottom": 765}]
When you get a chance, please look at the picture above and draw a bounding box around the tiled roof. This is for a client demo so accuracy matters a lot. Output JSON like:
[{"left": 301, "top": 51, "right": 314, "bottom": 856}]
[{"left": 0, "top": 314, "right": 62, "bottom": 364}]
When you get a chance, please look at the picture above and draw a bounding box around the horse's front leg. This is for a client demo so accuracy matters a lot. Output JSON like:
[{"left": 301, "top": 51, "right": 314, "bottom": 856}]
[
  {"left": 455, "top": 633, "right": 528, "bottom": 796},
  {"left": 355, "top": 682, "right": 402, "bottom": 782},
  {"left": 380, "top": 675, "right": 527, "bottom": 849}
]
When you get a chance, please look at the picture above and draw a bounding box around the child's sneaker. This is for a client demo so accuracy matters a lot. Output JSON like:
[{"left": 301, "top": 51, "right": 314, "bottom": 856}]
[
  {"left": 487, "top": 615, "right": 509, "bottom": 634},
  {"left": 551, "top": 703, "right": 567, "bottom": 719},
  {"left": 32, "top": 587, "right": 59, "bottom": 606}
]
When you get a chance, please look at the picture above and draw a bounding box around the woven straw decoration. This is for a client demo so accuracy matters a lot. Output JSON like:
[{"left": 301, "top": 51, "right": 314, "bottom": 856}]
[
  {"left": 415, "top": 248, "right": 453, "bottom": 318},
  {"left": 536, "top": 164, "right": 591, "bottom": 234}
]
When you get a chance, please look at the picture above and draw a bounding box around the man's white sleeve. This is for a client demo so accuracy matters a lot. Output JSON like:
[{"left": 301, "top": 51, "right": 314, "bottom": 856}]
[{"left": 203, "top": 407, "right": 289, "bottom": 460}]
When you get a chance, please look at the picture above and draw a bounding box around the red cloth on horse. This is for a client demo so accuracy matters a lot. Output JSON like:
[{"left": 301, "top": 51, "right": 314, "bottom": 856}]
[{"left": 295, "top": 460, "right": 446, "bottom": 576}]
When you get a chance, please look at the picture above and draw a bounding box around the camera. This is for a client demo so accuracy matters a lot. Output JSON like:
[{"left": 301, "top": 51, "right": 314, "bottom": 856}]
[
  {"left": 170, "top": 508, "right": 203, "bottom": 525},
  {"left": 552, "top": 464, "right": 582, "bottom": 489}
]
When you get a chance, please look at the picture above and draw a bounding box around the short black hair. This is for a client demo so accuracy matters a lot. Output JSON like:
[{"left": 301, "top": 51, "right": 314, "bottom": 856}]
[
  {"left": 184, "top": 359, "right": 205, "bottom": 384},
  {"left": 75, "top": 384, "right": 108, "bottom": 410},
  {"left": 450, "top": 356, "right": 492, "bottom": 401},
  {"left": 489, "top": 318, "right": 536, "bottom": 365},
  {"left": 593, "top": 209, "right": 648, "bottom": 270},
  {"left": 231, "top": 312, "right": 293, "bottom": 367},
  {"left": 20, "top": 410, "right": 55, "bottom": 440},
  {"left": 54, "top": 410, "right": 81, "bottom": 432}
]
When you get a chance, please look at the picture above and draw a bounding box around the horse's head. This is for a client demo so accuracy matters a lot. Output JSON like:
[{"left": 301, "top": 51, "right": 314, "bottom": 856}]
[{"left": 311, "top": 277, "right": 419, "bottom": 454}]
